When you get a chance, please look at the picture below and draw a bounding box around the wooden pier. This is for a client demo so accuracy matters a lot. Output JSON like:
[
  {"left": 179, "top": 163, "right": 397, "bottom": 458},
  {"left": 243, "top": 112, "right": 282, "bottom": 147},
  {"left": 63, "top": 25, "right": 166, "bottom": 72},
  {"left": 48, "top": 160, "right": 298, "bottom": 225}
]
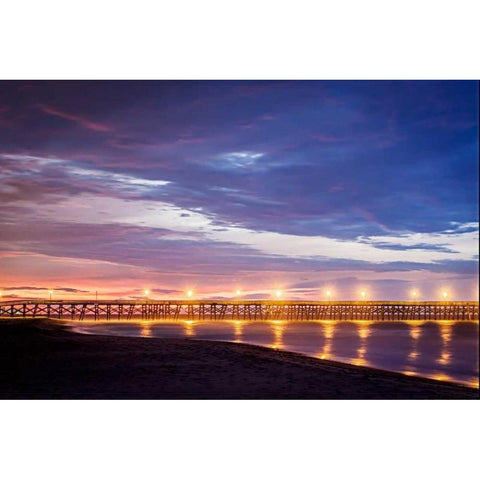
[{"left": 0, "top": 300, "right": 478, "bottom": 321}]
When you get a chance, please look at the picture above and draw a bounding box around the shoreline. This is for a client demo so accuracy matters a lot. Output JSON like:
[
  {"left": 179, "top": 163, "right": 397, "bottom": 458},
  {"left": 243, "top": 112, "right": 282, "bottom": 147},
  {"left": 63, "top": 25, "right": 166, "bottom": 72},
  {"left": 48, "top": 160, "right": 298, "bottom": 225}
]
[
  {"left": 0, "top": 318, "right": 478, "bottom": 399},
  {"left": 65, "top": 318, "right": 478, "bottom": 389}
]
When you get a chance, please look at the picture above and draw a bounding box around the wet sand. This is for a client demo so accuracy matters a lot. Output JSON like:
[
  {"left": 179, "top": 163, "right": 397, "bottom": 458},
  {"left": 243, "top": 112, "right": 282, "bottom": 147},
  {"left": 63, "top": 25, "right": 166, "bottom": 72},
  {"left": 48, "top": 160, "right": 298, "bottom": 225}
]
[{"left": 0, "top": 318, "right": 478, "bottom": 399}]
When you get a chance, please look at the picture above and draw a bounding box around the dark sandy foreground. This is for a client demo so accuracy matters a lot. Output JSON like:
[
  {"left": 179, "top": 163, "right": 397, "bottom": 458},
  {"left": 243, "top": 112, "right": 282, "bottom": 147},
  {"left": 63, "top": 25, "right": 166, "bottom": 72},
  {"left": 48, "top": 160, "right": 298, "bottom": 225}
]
[{"left": 0, "top": 319, "right": 478, "bottom": 399}]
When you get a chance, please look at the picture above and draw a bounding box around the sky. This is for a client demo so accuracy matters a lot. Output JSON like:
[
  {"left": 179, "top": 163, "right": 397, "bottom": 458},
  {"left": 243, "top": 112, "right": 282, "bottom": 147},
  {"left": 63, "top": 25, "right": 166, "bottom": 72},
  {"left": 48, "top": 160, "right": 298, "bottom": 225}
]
[{"left": 0, "top": 80, "right": 478, "bottom": 301}]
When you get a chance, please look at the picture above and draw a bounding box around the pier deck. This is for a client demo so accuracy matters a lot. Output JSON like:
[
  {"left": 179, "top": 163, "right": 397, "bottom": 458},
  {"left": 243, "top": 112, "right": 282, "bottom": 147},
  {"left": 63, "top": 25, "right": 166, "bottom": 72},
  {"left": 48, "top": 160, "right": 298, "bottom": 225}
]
[{"left": 0, "top": 300, "right": 478, "bottom": 321}]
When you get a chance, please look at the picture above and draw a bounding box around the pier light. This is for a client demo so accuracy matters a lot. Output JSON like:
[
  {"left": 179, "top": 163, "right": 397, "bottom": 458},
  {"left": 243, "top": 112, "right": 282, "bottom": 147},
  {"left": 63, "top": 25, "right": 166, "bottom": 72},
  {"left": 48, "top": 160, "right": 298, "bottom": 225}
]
[
  {"left": 48, "top": 289, "right": 54, "bottom": 301},
  {"left": 187, "top": 290, "right": 193, "bottom": 298},
  {"left": 235, "top": 289, "right": 242, "bottom": 296},
  {"left": 360, "top": 290, "right": 367, "bottom": 300},
  {"left": 442, "top": 290, "right": 448, "bottom": 300},
  {"left": 325, "top": 289, "right": 332, "bottom": 299},
  {"left": 275, "top": 290, "right": 282, "bottom": 298},
  {"left": 411, "top": 289, "right": 418, "bottom": 299},
  {"left": 144, "top": 289, "right": 149, "bottom": 296}
]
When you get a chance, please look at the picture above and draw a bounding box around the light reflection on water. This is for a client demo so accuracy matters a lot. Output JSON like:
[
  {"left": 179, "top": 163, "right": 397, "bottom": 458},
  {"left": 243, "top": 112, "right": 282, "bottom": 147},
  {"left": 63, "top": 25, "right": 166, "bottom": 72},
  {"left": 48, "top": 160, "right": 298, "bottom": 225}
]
[
  {"left": 140, "top": 323, "right": 152, "bottom": 337},
  {"left": 70, "top": 319, "right": 479, "bottom": 388},
  {"left": 183, "top": 320, "right": 195, "bottom": 337},
  {"left": 438, "top": 322, "right": 452, "bottom": 366},
  {"left": 408, "top": 322, "right": 421, "bottom": 363},
  {"left": 351, "top": 321, "right": 371, "bottom": 366},
  {"left": 269, "top": 320, "right": 285, "bottom": 350}
]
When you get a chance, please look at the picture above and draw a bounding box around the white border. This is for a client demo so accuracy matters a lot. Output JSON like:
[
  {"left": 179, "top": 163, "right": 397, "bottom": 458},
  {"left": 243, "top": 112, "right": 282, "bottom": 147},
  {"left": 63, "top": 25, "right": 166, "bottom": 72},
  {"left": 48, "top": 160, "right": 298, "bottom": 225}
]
[
  {"left": 0, "top": 401, "right": 479, "bottom": 479},
  {"left": 1, "top": 1, "right": 480, "bottom": 79},
  {"left": 1, "top": 2, "right": 479, "bottom": 478}
]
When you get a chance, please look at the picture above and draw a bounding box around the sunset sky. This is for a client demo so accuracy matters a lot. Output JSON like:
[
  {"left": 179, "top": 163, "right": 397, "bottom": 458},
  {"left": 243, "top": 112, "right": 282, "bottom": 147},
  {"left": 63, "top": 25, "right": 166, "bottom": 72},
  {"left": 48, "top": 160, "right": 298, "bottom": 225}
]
[{"left": 0, "top": 80, "right": 478, "bottom": 300}]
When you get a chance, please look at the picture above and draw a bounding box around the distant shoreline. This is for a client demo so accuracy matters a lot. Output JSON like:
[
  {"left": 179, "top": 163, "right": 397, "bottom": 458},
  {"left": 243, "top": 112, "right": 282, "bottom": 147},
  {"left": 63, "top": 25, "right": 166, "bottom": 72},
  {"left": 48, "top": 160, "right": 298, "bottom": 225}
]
[{"left": 0, "top": 318, "right": 478, "bottom": 399}]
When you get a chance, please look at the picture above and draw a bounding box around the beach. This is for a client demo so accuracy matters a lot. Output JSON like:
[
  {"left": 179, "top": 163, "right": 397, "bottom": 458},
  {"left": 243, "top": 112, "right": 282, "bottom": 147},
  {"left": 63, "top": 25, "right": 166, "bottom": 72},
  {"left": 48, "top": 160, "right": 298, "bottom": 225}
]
[{"left": 0, "top": 318, "right": 478, "bottom": 399}]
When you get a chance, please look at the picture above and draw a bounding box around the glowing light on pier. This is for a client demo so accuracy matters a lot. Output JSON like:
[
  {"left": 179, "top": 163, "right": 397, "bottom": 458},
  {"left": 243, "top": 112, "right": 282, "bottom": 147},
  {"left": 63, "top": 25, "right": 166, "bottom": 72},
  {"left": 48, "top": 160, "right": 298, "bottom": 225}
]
[
  {"left": 411, "top": 289, "right": 418, "bottom": 299},
  {"left": 187, "top": 290, "right": 193, "bottom": 298},
  {"left": 235, "top": 289, "right": 242, "bottom": 296},
  {"left": 442, "top": 290, "right": 448, "bottom": 300},
  {"left": 275, "top": 290, "right": 282, "bottom": 298},
  {"left": 325, "top": 289, "right": 332, "bottom": 299},
  {"left": 360, "top": 290, "right": 367, "bottom": 300},
  {"left": 144, "top": 289, "right": 149, "bottom": 297},
  {"left": 48, "top": 289, "right": 54, "bottom": 301}
]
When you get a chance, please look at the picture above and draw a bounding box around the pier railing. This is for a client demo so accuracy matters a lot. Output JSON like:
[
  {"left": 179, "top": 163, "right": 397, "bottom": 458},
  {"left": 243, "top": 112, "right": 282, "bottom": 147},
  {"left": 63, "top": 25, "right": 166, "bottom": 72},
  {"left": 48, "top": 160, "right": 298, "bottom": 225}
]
[{"left": 0, "top": 300, "right": 478, "bottom": 321}]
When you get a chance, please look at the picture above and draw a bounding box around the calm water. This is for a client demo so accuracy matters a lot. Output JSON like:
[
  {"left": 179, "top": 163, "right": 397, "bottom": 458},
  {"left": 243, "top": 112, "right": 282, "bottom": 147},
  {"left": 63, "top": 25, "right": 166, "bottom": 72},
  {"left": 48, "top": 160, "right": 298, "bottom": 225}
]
[{"left": 69, "top": 319, "right": 479, "bottom": 388}]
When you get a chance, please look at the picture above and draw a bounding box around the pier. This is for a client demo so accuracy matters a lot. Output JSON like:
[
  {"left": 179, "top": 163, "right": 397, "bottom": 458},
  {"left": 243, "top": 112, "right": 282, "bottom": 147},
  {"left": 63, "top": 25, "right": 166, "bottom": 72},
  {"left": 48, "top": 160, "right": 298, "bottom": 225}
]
[{"left": 0, "top": 300, "right": 478, "bottom": 321}]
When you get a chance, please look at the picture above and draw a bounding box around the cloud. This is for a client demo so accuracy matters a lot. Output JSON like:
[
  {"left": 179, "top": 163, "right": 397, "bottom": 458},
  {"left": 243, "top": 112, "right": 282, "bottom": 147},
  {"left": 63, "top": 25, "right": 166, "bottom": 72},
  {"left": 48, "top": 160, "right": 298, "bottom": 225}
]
[
  {"left": 0, "top": 154, "right": 171, "bottom": 200},
  {"left": 207, "top": 222, "right": 478, "bottom": 264},
  {"left": 359, "top": 227, "right": 479, "bottom": 257},
  {"left": 38, "top": 104, "right": 111, "bottom": 132},
  {"left": 260, "top": 114, "right": 277, "bottom": 121},
  {"left": 9, "top": 188, "right": 478, "bottom": 266},
  {"left": 67, "top": 166, "right": 171, "bottom": 188},
  {"left": 218, "top": 151, "right": 265, "bottom": 169},
  {"left": 310, "top": 133, "right": 340, "bottom": 143},
  {"left": 0, "top": 285, "right": 90, "bottom": 293}
]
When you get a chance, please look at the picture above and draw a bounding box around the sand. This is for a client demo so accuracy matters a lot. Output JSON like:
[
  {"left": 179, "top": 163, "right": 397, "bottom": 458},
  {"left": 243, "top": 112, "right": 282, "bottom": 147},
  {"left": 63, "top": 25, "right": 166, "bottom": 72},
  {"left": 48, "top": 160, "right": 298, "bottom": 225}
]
[{"left": 0, "top": 318, "right": 478, "bottom": 399}]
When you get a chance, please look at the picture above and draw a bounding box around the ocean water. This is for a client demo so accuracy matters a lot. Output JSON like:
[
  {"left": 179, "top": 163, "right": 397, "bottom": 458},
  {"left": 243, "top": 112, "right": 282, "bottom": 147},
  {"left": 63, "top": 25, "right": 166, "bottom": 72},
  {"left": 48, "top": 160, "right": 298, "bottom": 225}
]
[{"left": 69, "top": 319, "right": 479, "bottom": 388}]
